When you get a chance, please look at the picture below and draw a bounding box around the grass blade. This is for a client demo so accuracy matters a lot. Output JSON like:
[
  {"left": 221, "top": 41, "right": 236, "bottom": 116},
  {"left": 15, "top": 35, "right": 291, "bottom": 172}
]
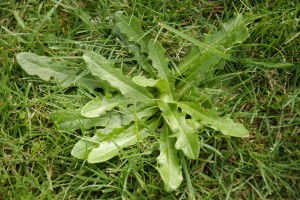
[{"left": 158, "top": 23, "right": 235, "bottom": 61}]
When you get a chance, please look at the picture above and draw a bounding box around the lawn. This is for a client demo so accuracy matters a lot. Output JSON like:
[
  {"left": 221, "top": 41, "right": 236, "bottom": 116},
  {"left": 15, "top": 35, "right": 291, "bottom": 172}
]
[{"left": 1, "top": 0, "right": 299, "bottom": 199}]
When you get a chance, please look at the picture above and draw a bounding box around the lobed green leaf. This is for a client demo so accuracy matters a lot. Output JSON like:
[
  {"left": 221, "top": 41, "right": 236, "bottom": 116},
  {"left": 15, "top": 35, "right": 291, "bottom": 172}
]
[
  {"left": 157, "top": 124, "right": 183, "bottom": 191},
  {"left": 16, "top": 52, "right": 74, "bottom": 86},
  {"left": 158, "top": 102, "right": 199, "bottom": 159},
  {"left": 16, "top": 52, "right": 102, "bottom": 89},
  {"left": 177, "top": 102, "right": 249, "bottom": 137}
]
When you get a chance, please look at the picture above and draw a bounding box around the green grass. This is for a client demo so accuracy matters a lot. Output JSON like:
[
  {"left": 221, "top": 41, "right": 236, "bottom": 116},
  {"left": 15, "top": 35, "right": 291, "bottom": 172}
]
[{"left": 1, "top": 0, "right": 299, "bottom": 199}]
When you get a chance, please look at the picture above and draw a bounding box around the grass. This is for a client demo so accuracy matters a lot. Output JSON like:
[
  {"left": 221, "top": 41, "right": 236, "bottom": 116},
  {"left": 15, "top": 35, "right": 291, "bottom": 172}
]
[{"left": 1, "top": 0, "right": 299, "bottom": 199}]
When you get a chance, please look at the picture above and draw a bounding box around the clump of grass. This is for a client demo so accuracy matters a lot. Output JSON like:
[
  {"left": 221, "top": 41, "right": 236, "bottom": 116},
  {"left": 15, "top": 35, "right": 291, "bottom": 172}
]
[{"left": 1, "top": 0, "right": 299, "bottom": 199}]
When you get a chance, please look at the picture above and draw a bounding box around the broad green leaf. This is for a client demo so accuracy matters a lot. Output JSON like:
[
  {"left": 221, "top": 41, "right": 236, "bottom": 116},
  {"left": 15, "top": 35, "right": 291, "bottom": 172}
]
[
  {"left": 81, "top": 95, "right": 129, "bottom": 118},
  {"left": 205, "top": 13, "right": 250, "bottom": 48},
  {"left": 177, "top": 102, "right": 249, "bottom": 137},
  {"left": 158, "top": 23, "right": 235, "bottom": 61},
  {"left": 148, "top": 39, "right": 175, "bottom": 99},
  {"left": 16, "top": 52, "right": 102, "bottom": 89},
  {"left": 71, "top": 135, "right": 101, "bottom": 160},
  {"left": 71, "top": 116, "right": 127, "bottom": 161},
  {"left": 87, "top": 118, "right": 160, "bottom": 163},
  {"left": 157, "top": 124, "right": 183, "bottom": 191},
  {"left": 114, "top": 11, "right": 150, "bottom": 53},
  {"left": 174, "top": 15, "right": 251, "bottom": 100},
  {"left": 83, "top": 52, "right": 153, "bottom": 101},
  {"left": 158, "top": 102, "right": 199, "bottom": 159},
  {"left": 69, "top": 107, "right": 158, "bottom": 160},
  {"left": 168, "top": 13, "right": 251, "bottom": 83},
  {"left": 97, "top": 103, "right": 158, "bottom": 134},
  {"left": 96, "top": 112, "right": 122, "bottom": 135},
  {"left": 50, "top": 109, "right": 110, "bottom": 131},
  {"left": 16, "top": 52, "right": 73, "bottom": 86}
]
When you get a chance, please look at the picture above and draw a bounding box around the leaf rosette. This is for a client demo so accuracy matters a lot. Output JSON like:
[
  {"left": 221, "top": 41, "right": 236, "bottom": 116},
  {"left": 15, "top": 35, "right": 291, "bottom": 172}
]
[{"left": 17, "top": 12, "right": 251, "bottom": 191}]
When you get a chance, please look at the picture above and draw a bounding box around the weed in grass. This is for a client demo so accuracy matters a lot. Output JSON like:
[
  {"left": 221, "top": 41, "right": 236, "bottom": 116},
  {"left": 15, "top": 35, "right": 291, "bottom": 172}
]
[
  {"left": 1, "top": 0, "right": 299, "bottom": 199},
  {"left": 17, "top": 11, "right": 252, "bottom": 192}
]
